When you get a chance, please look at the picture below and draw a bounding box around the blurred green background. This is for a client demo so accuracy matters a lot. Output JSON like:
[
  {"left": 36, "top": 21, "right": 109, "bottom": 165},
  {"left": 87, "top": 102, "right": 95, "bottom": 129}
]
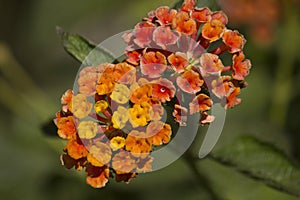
[{"left": 0, "top": 0, "right": 300, "bottom": 199}]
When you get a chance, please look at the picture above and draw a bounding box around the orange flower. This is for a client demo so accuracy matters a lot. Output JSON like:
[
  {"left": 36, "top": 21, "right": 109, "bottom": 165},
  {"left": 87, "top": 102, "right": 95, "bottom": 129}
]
[
  {"left": 78, "top": 64, "right": 111, "bottom": 96},
  {"left": 199, "top": 53, "right": 224, "bottom": 76},
  {"left": 112, "top": 151, "right": 137, "bottom": 173},
  {"left": 133, "top": 21, "right": 155, "bottom": 48},
  {"left": 146, "top": 121, "right": 172, "bottom": 146},
  {"left": 224, "top": 87, "right": 241, "bottom": 109},
  {"left": 202, "top": 19, "right": 225, "bottom": 42},
  {"left": 130, "top": 84, "right": 152, "bottom": 104},
  {"left": 65, "top": 139, "right": 88, "bottom": 160},
  {"left": 151, "top": 78, "right": 176, "bottom": 102},
  {"left": 222, "top": 30, "right": 246, "bottom": 53},
  {"left": 232, "top": 52, "right": 251, "bottom": 81},
  {"left": 114, "top": 62, "right": 136, "bottom": 84},
  {"left": 86, "top": 164, "right": 110, "bottom": 188},
  {"left": 189, "top": 93, "right": 213, "bottom": 114},
  {"left": 153, "top": 26, "right": 179, "bottom": 49},
  {"left": 155, "top": 6, "right": 177, "bottom": 25},
  {"left": 54, "top": 115, "right": 76, "bottom": 139},
  {"left": 168, "top": 52, "right": 188, "bottom": 73},
  {"left": 173, "top": 104, "right": 188, "bottom": 126},
  {"left": 211, "top": 11, "right": 228, "bottom": 25},
  {"left": 192, "top": 7, "right": 211, "bottom": 23},
  {"left": 87, "top": 142, "right": 112, "bottom": 166},
  {"left": 125, "top": 130, "right": 152, "bottom": 156},
  {"left": 176, "top": 70, "right": 204, "bottom": 94},
  {"left": 140, "top": 51, "right": 167, "bottom": 78},
  {"left": 96, "top": 66, "right": 116, "bottom": 95},
  {"left": 61, "top": 89, "right": 73, "bottom": 105},
  {"left": 211, "top": 76, "right": 235, "bottom": 98},
  {"left": 172, "top": 11, "right": 197, "bottom": 35}
]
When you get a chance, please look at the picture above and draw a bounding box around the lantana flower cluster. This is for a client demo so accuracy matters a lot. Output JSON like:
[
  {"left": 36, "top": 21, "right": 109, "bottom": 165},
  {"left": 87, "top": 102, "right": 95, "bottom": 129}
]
[{"left": 54, "top": 0, "right": 251, "bottom": 188}]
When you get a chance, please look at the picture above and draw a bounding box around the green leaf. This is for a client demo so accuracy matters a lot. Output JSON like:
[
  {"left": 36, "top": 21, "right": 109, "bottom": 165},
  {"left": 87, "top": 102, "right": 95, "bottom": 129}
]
[
  {"left": 56, "top": 27, "right": 115, "bottom": 65},
  {"left": 210, "top": 136, "right": 300, "bottom": 197}
]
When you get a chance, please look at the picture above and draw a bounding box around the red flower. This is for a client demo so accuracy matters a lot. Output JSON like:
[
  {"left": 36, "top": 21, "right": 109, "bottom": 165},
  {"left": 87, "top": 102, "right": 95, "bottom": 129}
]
[
  {"left": 151, "top": 78, "right": 176, "bottom": 102},
  {"left": 140, "top": 51, "right": 167, "bottom": 78},
  {"left": 176, "top": 70, "right": 204, "bottom": 94},
  {"left": 200, "top": 112, "right": 215, "bottom": 126},
  {"left": 133, "top": 22, "right": 155, "bottom": 48},
  {"left": 199, "top": 53, "right": 224, "bottom": 76},
  {"left": 172, "top": 11, "right": 197, "bottom": 35},
  {"left": 153, "top": 26, "right": 179, "bottom": 49},
  {"left": 181, "top": 0, "right": 196, "bottom": 12},
  {"left": 211, "top": 76, "right": 234, "bottom": 98},
  {"left": 155, "top": 6, "right": 177, "bottom": 25},
  {"left": 211, "top": 11, "right": 228, "bottom": 25},
  {"left": 232, "top": 51, "right": 251, "bottom": 80},
  {"left": 125, "top": 51, "right": 140, "bottom": 66},
  {"left": 222, "top": 30, "right": 246, "bottom": 54},
  {"left": 173, "top": 104, "right": 188, "bottom": 126},
  {"left": 192, "top": 7, "right": 212, "bottom": 23},
  {"left": 224, "top": 87, "right": 241, "bottom": 109},
  {"left": 168, "top": 52, "right": 188, "bottom": 73},
  {"left": 189, "top": 94, "right": 213, "bottom": 115}
]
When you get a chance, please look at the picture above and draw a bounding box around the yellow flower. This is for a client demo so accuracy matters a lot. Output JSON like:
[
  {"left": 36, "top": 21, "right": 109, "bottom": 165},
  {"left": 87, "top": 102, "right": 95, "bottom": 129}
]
[
  {"left": 94, "top": 100, "right": 108, "bottom": 113},
  {"left": 71, "top": 93, "right": 93, "bottom": 119},
  {"left": 110, "top": 84, "right": 130, "bottom": 104},
  {"left": 77, "top": 120, "right": 98, "bottom": 139},
  {"left": 110, "top": 136, "right": 126, "bottom": 151},
  {"left": 112, "top": 106, "right": 129, "bottom": 129},
  {"left": 129, "top": 103, "right": 151, "bottom": 127}
]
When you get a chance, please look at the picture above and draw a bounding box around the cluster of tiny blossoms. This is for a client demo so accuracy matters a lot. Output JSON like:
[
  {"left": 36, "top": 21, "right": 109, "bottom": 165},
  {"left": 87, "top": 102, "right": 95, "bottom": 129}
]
[{"left": 54, "top": 0, "right": 251, "bottom": 188}]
